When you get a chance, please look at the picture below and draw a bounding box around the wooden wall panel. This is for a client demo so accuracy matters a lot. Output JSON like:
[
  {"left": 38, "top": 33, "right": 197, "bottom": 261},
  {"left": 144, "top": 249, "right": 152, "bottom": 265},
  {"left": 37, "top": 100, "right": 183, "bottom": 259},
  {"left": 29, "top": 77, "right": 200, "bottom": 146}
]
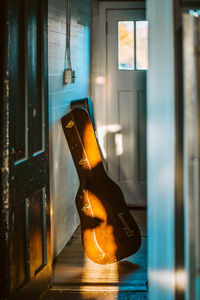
[
  {"left": 11, "top": 200, "right": 27, "bottom": 290},
  {"left": 137, "top": 90, "right": 146, "bottom": 182},
  {"left": 29, "top": 189, "right": 46, "bottom": 278},
  {"left": 118, "top": 91, "right": 134, "bottom": 182},
  {"left": 10, "top": 0, "right": 45, "bottom": 163},
  {"left": 9, "top": 0, "right": 26, "bottom": 163},
  {"left": 11, "top": 189, "right": 48, "bottom": 289},
  {"left": 27, "top": 0, "right": 43, "bottom": 156}
]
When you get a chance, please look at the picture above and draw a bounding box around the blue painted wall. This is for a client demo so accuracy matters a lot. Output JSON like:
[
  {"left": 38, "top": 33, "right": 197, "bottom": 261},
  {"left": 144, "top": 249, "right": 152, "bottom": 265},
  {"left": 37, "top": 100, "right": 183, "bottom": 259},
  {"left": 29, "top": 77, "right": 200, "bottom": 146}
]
[{"left": 48, "top": 0, "right": 91, "bottom": 258}]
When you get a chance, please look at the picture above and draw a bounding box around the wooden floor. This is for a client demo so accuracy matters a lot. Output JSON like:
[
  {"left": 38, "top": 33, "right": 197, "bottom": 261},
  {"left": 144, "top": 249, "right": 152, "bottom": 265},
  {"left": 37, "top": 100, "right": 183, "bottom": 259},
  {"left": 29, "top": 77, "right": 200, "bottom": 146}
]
[{"left": 42, "top": 209, "right": 147, "bottom": 300}]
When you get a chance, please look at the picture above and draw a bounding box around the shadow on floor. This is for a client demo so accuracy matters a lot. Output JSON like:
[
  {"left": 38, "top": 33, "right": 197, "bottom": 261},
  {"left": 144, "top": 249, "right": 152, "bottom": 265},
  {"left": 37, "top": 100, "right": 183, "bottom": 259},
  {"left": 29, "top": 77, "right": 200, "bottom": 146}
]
[{"left": 41, "top": 209, "right": 147, "bottom": 300}]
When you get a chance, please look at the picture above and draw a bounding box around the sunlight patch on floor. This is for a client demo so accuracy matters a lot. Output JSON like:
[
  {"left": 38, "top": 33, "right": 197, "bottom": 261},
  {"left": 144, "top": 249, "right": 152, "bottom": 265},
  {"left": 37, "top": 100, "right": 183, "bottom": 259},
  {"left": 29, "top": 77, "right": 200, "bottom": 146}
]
[{"left": 80, "top": 253, "right": 119, "bottom": 290}]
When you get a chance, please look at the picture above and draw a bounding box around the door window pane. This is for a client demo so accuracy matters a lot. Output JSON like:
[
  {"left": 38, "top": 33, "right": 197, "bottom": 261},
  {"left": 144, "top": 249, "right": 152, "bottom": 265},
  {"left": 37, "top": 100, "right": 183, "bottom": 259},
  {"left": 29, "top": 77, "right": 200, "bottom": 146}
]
[
  {"left": 136, "top": 21, "right": 148, "bottom": 70},
  {"left": 118, "top": 21, "right": 134, "bottom": 70}
]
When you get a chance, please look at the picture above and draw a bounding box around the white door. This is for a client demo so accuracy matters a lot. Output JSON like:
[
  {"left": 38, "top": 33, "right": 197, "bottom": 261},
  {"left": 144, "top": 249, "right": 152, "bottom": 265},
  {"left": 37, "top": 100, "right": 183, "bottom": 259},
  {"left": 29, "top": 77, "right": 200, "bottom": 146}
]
[{"left": 107, "top": 9, "right": 148, "bottom": 206}]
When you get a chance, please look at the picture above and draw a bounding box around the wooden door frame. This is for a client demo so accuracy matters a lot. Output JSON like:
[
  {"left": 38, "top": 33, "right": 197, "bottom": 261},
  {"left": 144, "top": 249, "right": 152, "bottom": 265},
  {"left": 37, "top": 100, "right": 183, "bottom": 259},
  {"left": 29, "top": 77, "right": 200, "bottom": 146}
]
[
  {"left": 106, "top": 8, "right": 147, "bottom": 207},
  {"left": 91, "top": 1, "right": 145, "bottom": 167},
  {"left": 174, "top": 2, "right": 200, "bottom": 300},
  {"left": 0, "top": 1, "right": 51, "bottom": 299},
  {"left": 0, "top": 1, "right": 10, "bottom": 299}
]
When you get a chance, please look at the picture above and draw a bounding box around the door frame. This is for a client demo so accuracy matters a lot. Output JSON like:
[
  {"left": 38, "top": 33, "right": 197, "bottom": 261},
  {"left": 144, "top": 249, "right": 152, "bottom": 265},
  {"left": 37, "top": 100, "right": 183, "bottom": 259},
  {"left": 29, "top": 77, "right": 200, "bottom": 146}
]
[
  {"left": 91, "top": 1, "right": 146, "bottom": 168},
  {"left": 0, "top": 0, "right": 52, "bottom": 299},
  {"left": 106, "top": 8, "right": 147, "bottom": 206},
  {"left": 182, "top": 12, "right": 200, "bottom": 300},
  {"left": 0, "top": 1, "right": 10, "bottom": 298}
]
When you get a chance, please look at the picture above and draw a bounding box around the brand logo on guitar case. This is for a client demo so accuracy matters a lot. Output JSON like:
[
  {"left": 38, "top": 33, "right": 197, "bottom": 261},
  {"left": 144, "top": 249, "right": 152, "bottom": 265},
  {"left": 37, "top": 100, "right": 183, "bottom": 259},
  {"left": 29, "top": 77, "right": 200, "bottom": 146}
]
[{"left": 117, "top": 212, "right": 135, "bottom": 237}]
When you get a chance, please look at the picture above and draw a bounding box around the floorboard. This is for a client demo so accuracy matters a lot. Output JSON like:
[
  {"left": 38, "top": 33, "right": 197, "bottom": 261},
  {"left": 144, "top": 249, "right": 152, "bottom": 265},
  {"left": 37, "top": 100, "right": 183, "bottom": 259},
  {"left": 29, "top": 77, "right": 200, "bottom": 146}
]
[{"left": 42, "top": 209, "right": 147, "bottom": 299}]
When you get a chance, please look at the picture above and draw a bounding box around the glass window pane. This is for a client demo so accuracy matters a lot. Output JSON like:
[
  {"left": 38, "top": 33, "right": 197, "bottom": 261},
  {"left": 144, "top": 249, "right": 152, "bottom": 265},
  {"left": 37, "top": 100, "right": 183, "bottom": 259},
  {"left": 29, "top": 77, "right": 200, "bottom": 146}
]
[
  {"left": 118, "top": 21, "right": 134, "bottom": 70},
  {"left": 136, "top": 21, "right": 148, "bottom": 70}
]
